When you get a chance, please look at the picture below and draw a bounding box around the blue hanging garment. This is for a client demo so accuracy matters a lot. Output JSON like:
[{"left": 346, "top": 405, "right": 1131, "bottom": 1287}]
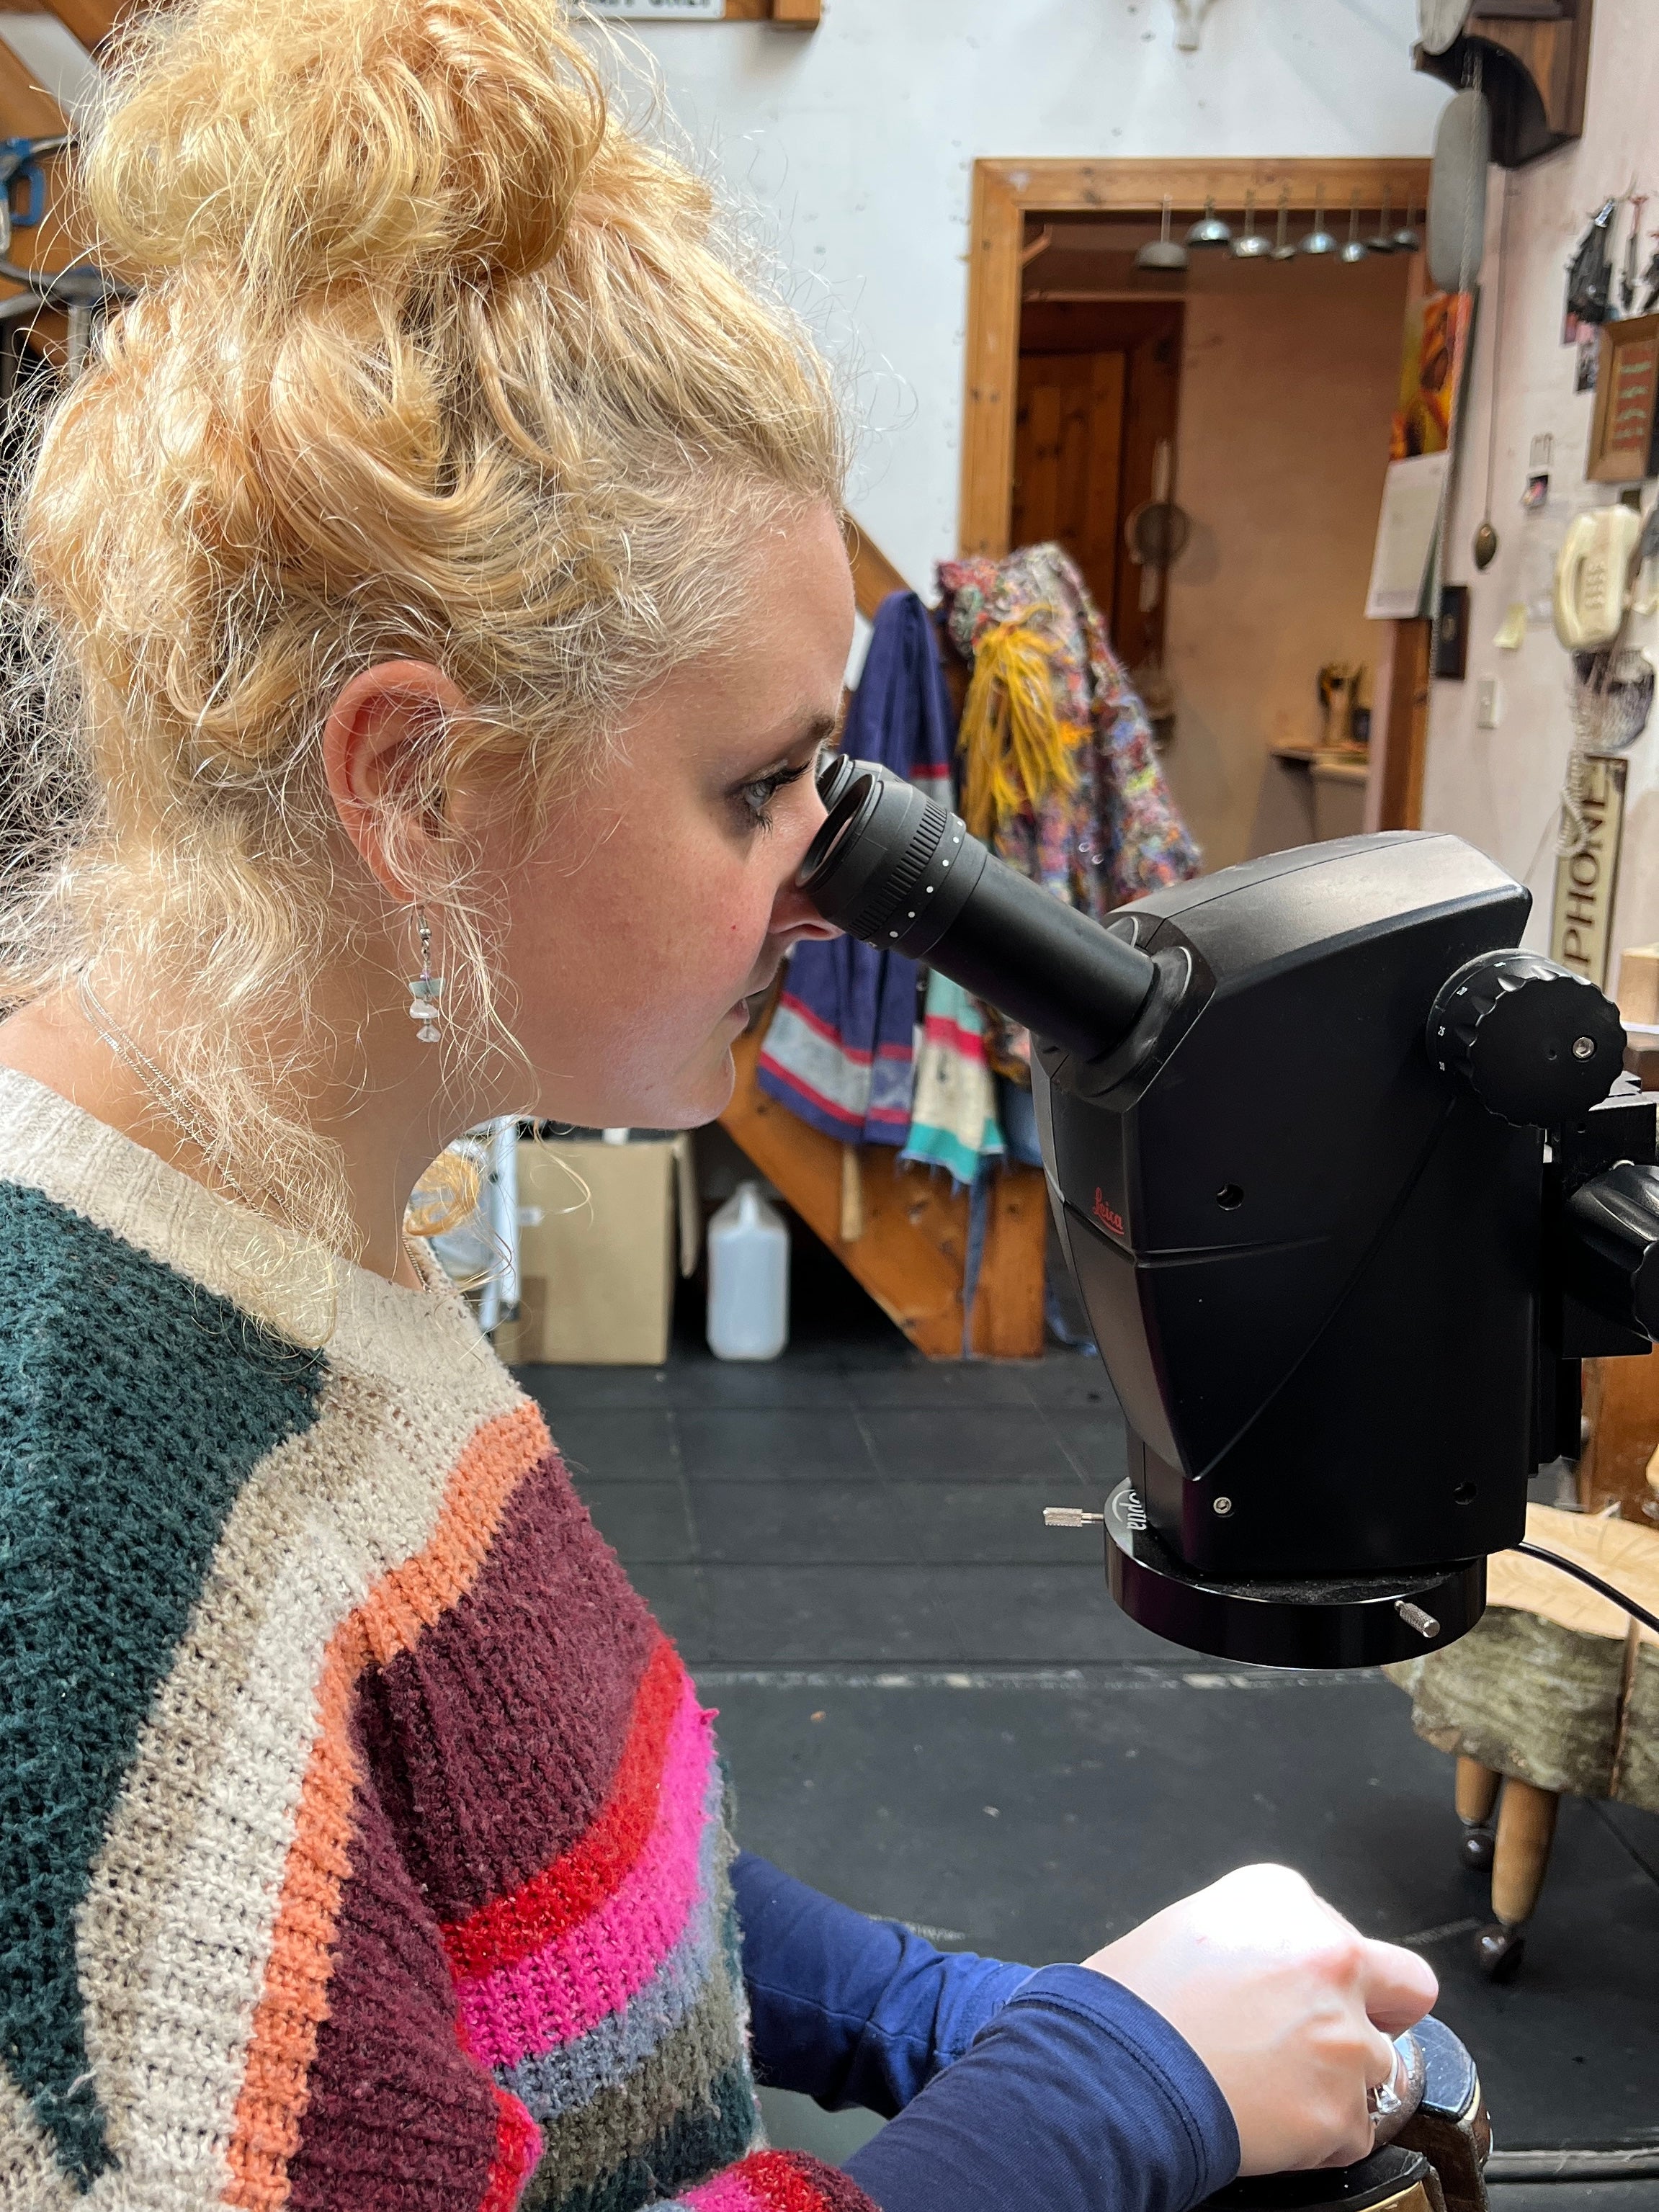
[{"left": 758, "top": 591, "right": 954, "bottom": 1144}]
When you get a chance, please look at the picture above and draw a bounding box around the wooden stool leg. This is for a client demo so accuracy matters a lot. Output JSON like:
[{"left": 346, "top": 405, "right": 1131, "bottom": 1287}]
[
  {"left": 1454, "top": 1755, "right": 1500, "bottom": 1872},
  {"left": 1475, "top": 1776, "right": 1559, "bottom": 1982}
]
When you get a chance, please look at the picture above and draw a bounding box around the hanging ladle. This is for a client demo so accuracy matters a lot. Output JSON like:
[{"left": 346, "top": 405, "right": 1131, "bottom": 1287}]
[
  {"left": 1300, "top": 186, "right": 1337, "bottom": 256},
  {"left": 1367, "top": 187, "right": 1399, "bottom": 254},
  {"left": 1340, "top": 191, "right": 1369, "bottom": 264},
  {"left": 1271, "top": 185, "right": 1296, "bottom": 261},
  {"left": 1233, "top": 187, "right": 1272, "bottom": 259}
]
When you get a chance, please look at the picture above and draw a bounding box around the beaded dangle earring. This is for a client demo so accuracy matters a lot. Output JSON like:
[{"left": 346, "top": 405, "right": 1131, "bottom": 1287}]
[{"left": 408, "top": 906, "right": 443, "bottom": 1044}]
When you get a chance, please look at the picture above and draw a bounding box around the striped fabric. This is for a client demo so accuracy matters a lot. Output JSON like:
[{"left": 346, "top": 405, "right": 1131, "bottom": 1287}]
[{"left": 0, "top": 1069, "right": 875, "bottom": 2212}]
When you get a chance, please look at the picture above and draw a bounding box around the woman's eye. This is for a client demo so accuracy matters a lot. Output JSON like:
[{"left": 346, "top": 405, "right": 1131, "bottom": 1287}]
[
  {"left": 741, "top": 774, "right": 787, "bottom": 817},
  {"left": 736, "top": 758, "right": 812, "bottom": 824}
]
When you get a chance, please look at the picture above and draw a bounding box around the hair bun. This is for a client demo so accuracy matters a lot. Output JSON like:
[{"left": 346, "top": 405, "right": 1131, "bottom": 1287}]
[{"left": 85, "top": 0, "right": 607, "bottom": 293}]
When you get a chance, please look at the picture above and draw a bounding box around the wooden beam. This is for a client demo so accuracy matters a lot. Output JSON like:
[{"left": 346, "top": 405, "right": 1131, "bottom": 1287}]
[
  {"left": 34, "top": 0, "right": 125, "bottom": 55},
  {"left": 846, "top": 522, "right": 911, "bottom": 619},
  {"left": 959, "top": 161, "right": 1024, "bottom": 558},
  {"left": 0, "top": 36, "right": 71, "bottom": 138},
  {"left": 720, "top": 1020, "right": 1045, "bottom": 1359}
]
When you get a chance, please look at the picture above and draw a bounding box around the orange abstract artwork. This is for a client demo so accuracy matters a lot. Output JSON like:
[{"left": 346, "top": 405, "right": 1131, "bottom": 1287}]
[{"left": 1390, "top": 291, "right": 1475, "bottom": 460}]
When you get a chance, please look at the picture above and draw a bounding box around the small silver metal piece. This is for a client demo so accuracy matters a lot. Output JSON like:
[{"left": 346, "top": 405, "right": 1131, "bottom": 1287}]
[
  {"left": 1396, "top": 1600, "right": 1440, "bottom": 1639},
  {"left": 1044, "top": 1506, "right": 1106, "bottom": 1528},
  {"left": 1573, "top": 1035, "right": 1596, "bottom": 1060},
  {"left": 1212, "top": 1496, "right": 1233, "bottom": 1516}
]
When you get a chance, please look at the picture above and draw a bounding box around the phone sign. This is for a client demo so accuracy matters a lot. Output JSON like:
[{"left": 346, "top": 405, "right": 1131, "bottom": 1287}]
[
  {"left": 583, "top": 0, "right": 725, "bottom": 16},
  {"left": 1550, "top": 753, "right": 1627, "bottom": 992}
]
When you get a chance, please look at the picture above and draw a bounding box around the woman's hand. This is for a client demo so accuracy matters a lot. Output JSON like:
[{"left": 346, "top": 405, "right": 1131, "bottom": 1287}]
[{"left": 1083, "top": 1863, "right": 1438, "bottom": 2177}]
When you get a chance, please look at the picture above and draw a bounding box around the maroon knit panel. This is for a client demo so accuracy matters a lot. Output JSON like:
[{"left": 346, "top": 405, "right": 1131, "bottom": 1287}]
[
  {"left": 287, "top": 1750, "right": 502, "bottom": 2212},
  {"left": 354, "top": 1445, "right": 661, "bottom": 1923}
]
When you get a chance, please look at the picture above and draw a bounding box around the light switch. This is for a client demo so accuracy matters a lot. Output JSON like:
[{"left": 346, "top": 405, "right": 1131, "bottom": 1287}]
[{"left": 1476, "top": 676, "right": 1501, "bottom": 728}]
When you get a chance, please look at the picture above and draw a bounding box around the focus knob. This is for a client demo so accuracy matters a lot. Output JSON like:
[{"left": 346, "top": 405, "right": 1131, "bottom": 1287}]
[{"left": 1428, "top": 951, "right": 1625, "bottom": 1127}]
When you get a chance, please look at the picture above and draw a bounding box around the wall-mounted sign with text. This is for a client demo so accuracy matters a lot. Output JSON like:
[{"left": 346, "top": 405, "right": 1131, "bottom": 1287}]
[
  {"left": 584, "top": 0, "right": 725, "bottom": 16},
  {"left": 1550, "top": 753, "right": 1628, "bottom": 992}
]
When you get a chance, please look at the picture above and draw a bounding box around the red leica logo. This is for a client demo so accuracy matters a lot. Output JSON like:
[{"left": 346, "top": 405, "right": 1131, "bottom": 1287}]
[{"left": 1093, "top": 1188, "right": 1124, "bottom": 1236}]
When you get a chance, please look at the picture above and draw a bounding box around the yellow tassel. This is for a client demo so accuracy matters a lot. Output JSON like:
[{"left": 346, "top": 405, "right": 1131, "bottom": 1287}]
[{"left": 955, "top": 613, "right": 1083, "bottom": 840}]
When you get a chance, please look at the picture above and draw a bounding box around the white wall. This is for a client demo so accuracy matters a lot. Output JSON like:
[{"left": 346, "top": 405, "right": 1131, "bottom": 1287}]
[
  {"left": 601, "top": 1, "right": 1447, "bottom": 597},
  {"left": 1422, "top": 0, "right": 1659, "bottom": 959},
  {"left": 1165, "top": 251, "right": 1410, "bottom": 869}
]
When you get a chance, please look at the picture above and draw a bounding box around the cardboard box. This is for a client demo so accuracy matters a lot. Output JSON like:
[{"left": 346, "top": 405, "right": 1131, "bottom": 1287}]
[{"left": 496, "top": 1137, "right": 680, "bottom": 1365}]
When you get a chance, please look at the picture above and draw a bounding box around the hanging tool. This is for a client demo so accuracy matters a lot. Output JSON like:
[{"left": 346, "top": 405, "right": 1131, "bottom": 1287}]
[
  {"left": 1473, "top": 173, "right": 1513, "bottom": 571},
  {"left": 1619, "top": 189, "right": 1648, "bottom": 316},
  {"left": 1566, "top": 199, "right": 1618, "bottom": 326}
]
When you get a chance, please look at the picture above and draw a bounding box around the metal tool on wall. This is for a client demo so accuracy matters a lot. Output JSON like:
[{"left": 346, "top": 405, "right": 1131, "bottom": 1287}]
[
  {"left": 1472, "top": 172, "right": 1513, "bottom": 573},
  {"left": 1124, "top": 438, "right": 1191, "bottom": 613},
  {"left": 1566, "top": 200, "right": 1618, "bottom": 328}
]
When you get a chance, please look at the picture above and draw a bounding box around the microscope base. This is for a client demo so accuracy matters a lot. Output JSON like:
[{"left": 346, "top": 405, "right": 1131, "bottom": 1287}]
[{"left": 1104, "top": 1482, "right": 1487, "bottom": 1668}]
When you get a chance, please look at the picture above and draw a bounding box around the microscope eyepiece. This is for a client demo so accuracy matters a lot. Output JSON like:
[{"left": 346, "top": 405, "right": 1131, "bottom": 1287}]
[{"left": 802, "top": 755, "right": 1161, "bottom": 1065}]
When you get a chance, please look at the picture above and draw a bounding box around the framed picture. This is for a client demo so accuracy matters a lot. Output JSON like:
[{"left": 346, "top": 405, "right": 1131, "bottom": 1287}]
[{"left": 1588, "top": 313, "right": 1659, "bottom": 483}]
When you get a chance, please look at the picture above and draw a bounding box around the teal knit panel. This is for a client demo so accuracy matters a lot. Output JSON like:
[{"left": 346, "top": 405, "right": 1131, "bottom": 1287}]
[{"left": 0, "top": 1182, "right": 326, "bottom": 2186}]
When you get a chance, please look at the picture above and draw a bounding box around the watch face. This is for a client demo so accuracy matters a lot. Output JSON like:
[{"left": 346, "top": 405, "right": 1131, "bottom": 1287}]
[{"left": 1418, "top": 0, "right": 1472, "bottom": 50}]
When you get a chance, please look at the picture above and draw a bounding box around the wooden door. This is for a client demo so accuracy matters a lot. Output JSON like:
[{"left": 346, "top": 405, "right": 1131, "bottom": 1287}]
[
  {"left": 1011, "top": 351, "right": 1126, "bottom": 631},
  {"left": 1013, "top": 301, "right": 1184, "bottom": 671}
]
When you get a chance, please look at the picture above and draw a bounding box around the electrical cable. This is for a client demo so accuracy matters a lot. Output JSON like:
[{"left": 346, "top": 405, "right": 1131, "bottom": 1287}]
[{"left": 1511, "top": 1539, "right": 1659, "bottom": 1637}]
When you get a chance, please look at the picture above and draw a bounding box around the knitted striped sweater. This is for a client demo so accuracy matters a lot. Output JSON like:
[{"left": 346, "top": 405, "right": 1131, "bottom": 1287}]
[{"left": 0, "top": 1069, "right": 873, "bottom": 2212}]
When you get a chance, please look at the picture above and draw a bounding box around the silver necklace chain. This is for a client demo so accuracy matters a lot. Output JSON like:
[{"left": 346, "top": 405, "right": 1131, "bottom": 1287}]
[{"left": 74, "top": 970, "right": 269, "bottom": 1217}]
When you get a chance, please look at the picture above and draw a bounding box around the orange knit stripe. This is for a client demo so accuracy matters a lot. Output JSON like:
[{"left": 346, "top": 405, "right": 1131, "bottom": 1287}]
[{"left": 223, "top": 1397, "right": 553, "bottom": 2211}]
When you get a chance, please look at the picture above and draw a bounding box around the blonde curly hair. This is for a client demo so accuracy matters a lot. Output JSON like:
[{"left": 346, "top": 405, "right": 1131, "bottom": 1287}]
[{"left": 0, "top": 0, "right": 845, "bottom": 1332}]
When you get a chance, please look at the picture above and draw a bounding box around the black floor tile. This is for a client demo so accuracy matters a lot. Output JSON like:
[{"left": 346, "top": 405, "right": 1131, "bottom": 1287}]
[
  {"left": 1020, "top": 1353, "right": 1123, "bottom": 1410},
  {"left": 1596, "top": 1801, "right": 1659, "bottom": 1885},
  {"left": 545, "top": 1407, "right": 681, "bottom": 1482},
  {"left": 678, "top": 1406, "right": 879, "bottom": 1483},
  {"left": 620, "top": 1562, "right": 710, "bottom": 1652},
  {"left": 860, "top": 1404, "right": 1078, "bottom": 1484},
  {"left": 1042, "top": 1407, "right": 1132, "bottom": 1490},
  {"left": 692, "top": 1562, "right": 1190, "bottom": 1666},
  {"left": 690, "top": 1479, "right": 1089, "bottom": 1567},
  {"left": 1490, "top": 2189, "right": 1659, "bottom": 2211},
  {"left": 517, "top": 1363, "right": 676, "bottom": 1413},
  {"left": 844, "top": 1359, "right": 1042, "bottom": 1409},
  {"left": 707, "top": 1672, "right": 1659, "bottom": 2151},
  {"left": 573, "top": 1480, "right": 696, "bottom": 1565}
]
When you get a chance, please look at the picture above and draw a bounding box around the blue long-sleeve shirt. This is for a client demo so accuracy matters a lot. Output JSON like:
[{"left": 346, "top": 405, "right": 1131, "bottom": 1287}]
[{"left": 733, "top": 1853, "right": 1240, "bottom": 2212}]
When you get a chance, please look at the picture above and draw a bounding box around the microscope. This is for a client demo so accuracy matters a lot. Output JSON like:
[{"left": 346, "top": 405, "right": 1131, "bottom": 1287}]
[{"left": 802, "top": 756, "right": 1659, "bottom": 2212}]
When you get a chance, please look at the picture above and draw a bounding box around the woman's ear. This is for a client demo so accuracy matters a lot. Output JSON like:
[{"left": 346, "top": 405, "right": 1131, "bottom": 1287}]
[{"left": 321, "top": 659, "right": 475, "bottom": 900}]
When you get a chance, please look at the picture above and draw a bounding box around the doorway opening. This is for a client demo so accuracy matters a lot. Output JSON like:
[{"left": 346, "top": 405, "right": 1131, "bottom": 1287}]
[{"left": 962, "top": 160, "right": 1434, "bottom": 869}]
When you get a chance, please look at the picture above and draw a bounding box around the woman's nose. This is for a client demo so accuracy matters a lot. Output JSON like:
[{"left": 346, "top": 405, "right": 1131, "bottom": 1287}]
[{"left": 770, "top": 879, "right": 841, "bottom": 942}]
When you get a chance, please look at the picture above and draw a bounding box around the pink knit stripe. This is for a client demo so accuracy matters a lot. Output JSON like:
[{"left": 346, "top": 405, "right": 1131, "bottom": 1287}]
[
  {"left": 455, "top": 1683, "right": 716, "bottom": 2069},
  {"left": 680, "top": 2172, "right": 766, "bottom": 2212}
]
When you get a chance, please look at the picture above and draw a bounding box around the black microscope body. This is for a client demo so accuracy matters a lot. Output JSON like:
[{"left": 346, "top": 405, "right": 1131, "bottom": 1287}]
[
  {"left": 803, "top": 760, "right": 1659, "bottom": 1670},
  {"left": 794, "top": 766, "right": 1659, "bottom": 2206}
]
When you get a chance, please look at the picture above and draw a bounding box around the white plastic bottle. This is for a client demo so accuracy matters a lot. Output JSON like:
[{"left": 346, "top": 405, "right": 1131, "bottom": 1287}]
[{"left": 706, "top": 1181, "right": 790, "bottom": 1361}]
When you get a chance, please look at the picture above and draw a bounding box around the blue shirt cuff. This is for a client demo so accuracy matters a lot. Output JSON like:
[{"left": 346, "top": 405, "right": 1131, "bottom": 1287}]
[{"left": 845, "top": 1961, "right": 1239, "bottom": 2212}]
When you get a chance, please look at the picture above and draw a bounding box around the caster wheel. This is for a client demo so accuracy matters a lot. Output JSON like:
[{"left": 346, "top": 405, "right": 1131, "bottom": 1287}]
[
  {"left": 1475, "top": 1922, "right": 1526, "bottom": 1982},
  {"left": 1460, "top": 1826, "right": 1495, "bottom": 1872}
]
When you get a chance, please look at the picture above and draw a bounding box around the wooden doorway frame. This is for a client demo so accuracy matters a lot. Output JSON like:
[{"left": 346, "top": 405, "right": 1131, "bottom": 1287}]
[
  {"left": 960, "top": 158, "right": 1436, "bottom": 830},
  {"left": 960, "top": 157, "right": 1433, "bottom": 558}
]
